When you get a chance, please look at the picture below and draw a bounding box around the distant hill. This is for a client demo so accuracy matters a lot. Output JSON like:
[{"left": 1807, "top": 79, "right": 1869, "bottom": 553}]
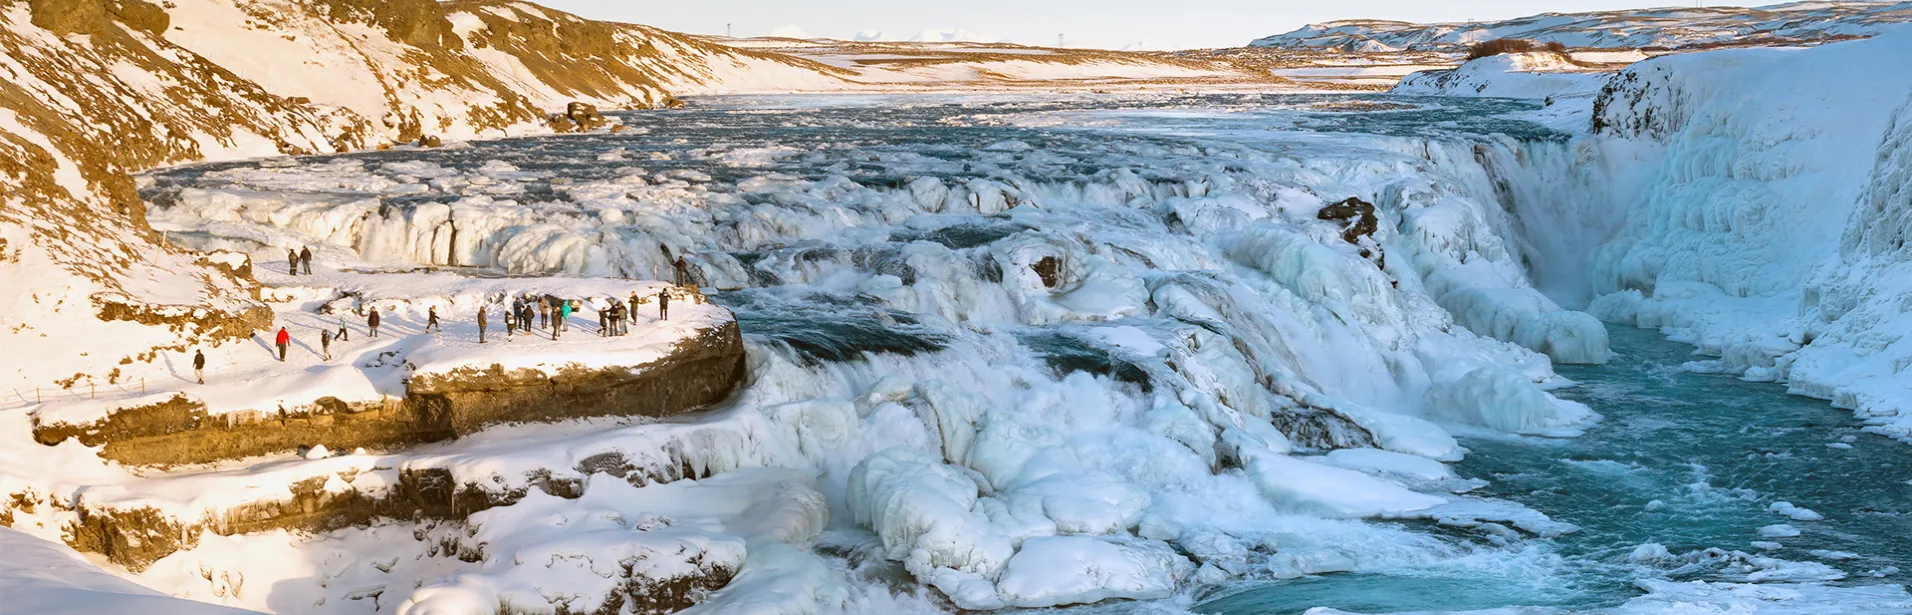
[{"left": 1251, "top": 1, "right": 1912, "bottom": 50}]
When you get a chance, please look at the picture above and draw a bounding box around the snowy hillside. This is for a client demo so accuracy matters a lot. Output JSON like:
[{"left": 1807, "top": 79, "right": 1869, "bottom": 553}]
[
  {"left": 1391, "top": 51, "right": 1610, "bottom": 100},
  {"left": 708, "top": 38, "right": 1267, "bottom": 89},
  {"left": 1253, "top": 1, "right": 1912, "bottom": 51}
]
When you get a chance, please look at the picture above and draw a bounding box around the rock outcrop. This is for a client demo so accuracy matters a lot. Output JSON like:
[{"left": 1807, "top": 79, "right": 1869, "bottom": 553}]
[
  {"left": 31, "top": 320, "right": 747, "bottom": 466},
  {"left": 1317, "top": 196, "right": 1385, "bottom": 269}
]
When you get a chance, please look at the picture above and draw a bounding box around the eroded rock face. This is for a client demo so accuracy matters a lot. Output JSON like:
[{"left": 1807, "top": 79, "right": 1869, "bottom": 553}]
[
  {"left": 29, "top": 0, "right": 106, "bottom": 34},
  {"left": 30, "top": 320, "right": 747, "bottom": 466},
  {"left": 408, "top": 319, "right": 747, "bottom": 435}
]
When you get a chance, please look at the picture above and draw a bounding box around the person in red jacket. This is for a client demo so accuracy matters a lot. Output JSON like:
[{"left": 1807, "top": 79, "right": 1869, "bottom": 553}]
[{"left": 275, "top": 327, "right": 290, "bottom": 362}]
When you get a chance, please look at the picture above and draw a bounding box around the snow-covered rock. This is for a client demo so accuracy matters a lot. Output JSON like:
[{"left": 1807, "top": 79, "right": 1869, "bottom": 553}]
[{"left": 1393, "top": 52, "right": 1611, "bottom": 100}]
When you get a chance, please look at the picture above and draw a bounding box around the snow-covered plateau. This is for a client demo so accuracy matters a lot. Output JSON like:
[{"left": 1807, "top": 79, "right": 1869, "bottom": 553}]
[{"left": 6, "top": 0, "right": 1912, "bottom": 613}]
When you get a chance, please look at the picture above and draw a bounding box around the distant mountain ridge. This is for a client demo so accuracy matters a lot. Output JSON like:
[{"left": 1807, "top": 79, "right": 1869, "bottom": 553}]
[{"left": 1252, "top": 1, "right": 1912, "bottom": 50}]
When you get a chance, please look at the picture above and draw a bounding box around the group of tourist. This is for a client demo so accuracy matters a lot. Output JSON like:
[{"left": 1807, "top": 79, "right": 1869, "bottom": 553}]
[{"left": 211, "top": 287, "right": 687, "bottom": 383}]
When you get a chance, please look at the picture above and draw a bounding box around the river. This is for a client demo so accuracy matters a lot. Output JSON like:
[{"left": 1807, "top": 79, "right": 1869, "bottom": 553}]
[{"left": 1193, "top": 324, "right": 1912, "bottom": 614}]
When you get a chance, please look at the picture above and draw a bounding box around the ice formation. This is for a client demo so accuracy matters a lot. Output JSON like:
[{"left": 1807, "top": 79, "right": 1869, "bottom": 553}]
[
  {"left": 3, "top": 92, "right": 1621, "bottom": 612},
  {"left": 15, "top": 17, "right": 1912, "bottom": 615}
]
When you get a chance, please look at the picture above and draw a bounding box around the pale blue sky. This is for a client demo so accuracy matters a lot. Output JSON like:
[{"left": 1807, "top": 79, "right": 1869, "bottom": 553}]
[{"left": 536, "top": 0, "right": 1738, "bottom": 50}]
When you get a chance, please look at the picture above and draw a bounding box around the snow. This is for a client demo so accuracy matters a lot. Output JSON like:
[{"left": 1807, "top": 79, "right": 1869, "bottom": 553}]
[
  {"left": 1760, "top": 524, "right": 1803, "bottom": 538},
  {"left": 0, "top": 528, "right": 264, "bottom": 615},
  {"left": 1392, "top": 52, "right": 1613, "bottom": 100},
  {"left": 22, "top": 17, "right": 1912, "bottom": 609},
  {"left": 1769, "top": 501, "right": 1825, "bottom": 521},
  {"left": 1242, "top": 450, "right": 1446, "bottom": 518},
  {"left": 1252, "top": 3, "right": 1912, "bottom": 50},
  {"left": 992, "top": 536, "right": 1192, "bottom": 607},
  {"left": 1423, "top": 366, "right": 1598, "bottom": 437}
]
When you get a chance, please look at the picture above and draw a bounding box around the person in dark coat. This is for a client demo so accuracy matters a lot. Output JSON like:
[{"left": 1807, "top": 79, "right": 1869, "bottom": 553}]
[
  {"left": 320, "top": 329, "right": 332, "bottom": 360},
  {"left": 478, "top": 306, "right": 488, "bottom": 344},
  {"left": 426, "top": 306, "right": 441, "bottom": 334},
  {"left": 673, "top": 256, "right": 690, "bottom": 286},
  {"left": 193, "top": 349, "right": 206, "bottom": 384},
  {"left": 299, "top": 246, "right": 313, "bottom": 275},
  {"left": 275, "top": 327, "right": 290, "bottom": 361},
  {"left": 368, "top": 307, "right": 381, "bottom": 338},
  {"left": 629, "top": 291, "right": 642, "bottom": 325},
  {"left": 505, "top": 301, "right": 517, "bottom": 337},
  {"left": 287, "top": 249, "right": 299, "bottom": 275},
  {"left": 657, "top": 289, "right": 670, "bottom": 321},
  {"left": 538, "top": 300, "right": 549, "bottom": 330},
  {"left": 597, "top": 302, "right": 608, "bottom": 337}
]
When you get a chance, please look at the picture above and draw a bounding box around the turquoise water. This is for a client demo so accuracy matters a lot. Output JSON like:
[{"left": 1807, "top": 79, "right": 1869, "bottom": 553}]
[{"left": 1194, "top": 325, "right": 1912, "bottom": 614}]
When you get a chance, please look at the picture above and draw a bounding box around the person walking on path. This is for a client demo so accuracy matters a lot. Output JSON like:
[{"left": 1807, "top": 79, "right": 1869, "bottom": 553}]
[
  {"left": 275, "top": 327, "right": 290, "bottom": 361},
  {"left": 299, "top": 246, "right": 313, "bottom": 275},
  {"left": 287, "top": 249, "right": 299, "bottom": 276},
  {"left": 320, "top": 329, "right": 332, "bottom": 360},
  {"left": 657, "top": 289, "right": 670, "bottom": 321},
  {"left": 505, "top": 301, "right": 517, "bottom": 338},
  {"left": 478, "top": 306, "right": 488, "bottom": 344},
  {"left": 193, "top": 349, "right": 205, "bottom": 384},
  {"left": 426, "top": 306, "right": 441, "bottom": 334},
  {"left": 368, "top": 307, "right": 381, "bottom": 338}
]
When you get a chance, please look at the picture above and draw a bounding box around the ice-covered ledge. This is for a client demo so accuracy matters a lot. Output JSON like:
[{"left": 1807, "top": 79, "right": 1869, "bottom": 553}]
[{"left": 29, "top": 276, "right": 746, "bottom": 466}]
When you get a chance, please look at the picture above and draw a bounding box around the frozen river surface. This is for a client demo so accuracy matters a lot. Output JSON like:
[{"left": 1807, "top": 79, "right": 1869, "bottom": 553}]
[{"left": 140, "top": 94, "right": 1912, "bottom": 614}]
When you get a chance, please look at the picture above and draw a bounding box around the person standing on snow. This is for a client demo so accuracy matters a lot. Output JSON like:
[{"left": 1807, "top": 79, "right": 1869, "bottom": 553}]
[
  {"left": 478, "top": 306, "right": 488, "bottom": 344},
  {"left": 193, "top": 349, "right": 206, "bottom": 384},
  {"left": 368, "top": 307, "right": 381, "bottom": 338},
  {"left": 505, "top": 301, "right": 517, "bottom": 337},
  {"left": 425, "top": 306, "right": 441, "bottom": 334},
  {"left": 320, "top": 329, "right": 332, "bottom": 360},
  {"left": 537, "top": 300, "right": 549, "bottom": 331},
  {"left": 673, "top": 256, "right": 690, "bottom": 287},
  {"left": 554, "top": 300, "right": 571, "bottom": 340},
  {"left": 275, "top": 327, "right": 290, "bottom": 361},
  {"left": 597, "top": 302, "right": 609, "bottom": 337},
  {"left": 287, "top": 249, "right": 299, "bottom": 276},
  {"left": 657, "top": 289, "right": 670, "bottom": 321},
  {"left": 629, "top": 291, "right": 642, "bottom": 326},
  {"left": 299, "top": 246, "right": 313, "bottom": 275},
  {"left": 336, "top": 312, "right": 350, "bottom": 341}
]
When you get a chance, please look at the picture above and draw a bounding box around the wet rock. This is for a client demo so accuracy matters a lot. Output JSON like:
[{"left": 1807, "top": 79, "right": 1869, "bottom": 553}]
[
  {"left": 566, "top": 101, "right": 606, "bottom": 131},
  {"left": 418, "top": 134, "right": 442, "bottom": 148},
  {"left": 1317, "top": 196, "right": 1385, "bottom": 269},
  {"left": 1032, "top": 256, "right": 1062, "bottom": 288}
]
